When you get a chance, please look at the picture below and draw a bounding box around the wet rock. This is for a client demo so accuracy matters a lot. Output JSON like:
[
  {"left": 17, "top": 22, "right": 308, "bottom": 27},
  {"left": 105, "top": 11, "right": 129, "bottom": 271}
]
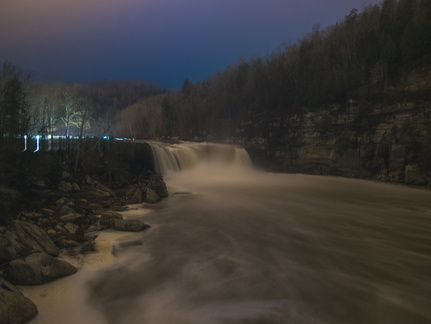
[
  {"left": 0, "top": 239, "right": 17, "bottom": 261},
  {"left": 6, "top": 252, "right": 78, "bottom": 285},
  {"left": 42, "top": 208, "right": 55, "bottom": 215},
  {"left": 80, "top": 236, "right": 97, "bottom": 253},
  {"left": 126, "top": 187, "right": 144, "bottom": 204},
  {"left": 88, "top": 202, "right": 103, "bottom": 210},
  {"left": 61, "top": 170, "right": 72, "bottom": 180},
  {"left": 20, "top": 211, "right": 44, "bottom": 219},
  {"left": 56, "top": 197, "right": 74, "bottom": 207},
  {"left": 0, "top": 231, "right": 23, "bottom": 261},
  {"left": 145, "top": 187, "right": 161, "bottom": 203},
  {"left": 58, "top": 181, "right": 73, "bottom": 193},
  {"left": 14, "top": 220, "right": 59, "bottom": 256},
  {"left": 114, "top": 219, "right": 150, "bottom": 232},
  {"left": 148, "top": 174, "right": 169, "bottom": 198},
  {"left": 0, "top": 278, "right": 38, "bottom": 323},
  {"left": 55, "top": 224, "right": 67, "bottom": 233},
  {"left": 46, "top": 228, "right": 57, "bottom": 236},
  {"left": 101, "top": 210, "right": 123, "bottom": 219},
  {"left": 86, "top": 188, "right": 112, "bottom": 200},
  {"left": 64, "top": 222, "right": 79, "bottom": 235},
  {"left": 57, "top": 205, "right": 75, "bottom": 216},
  {"left": 58, "top": 239, "right": 81, "bottom": 248},
  {"left": 109, "top": 205, "right": 128, "bottom": 212},
  {"left": 85, "top": 176, "right": 113, "bottom": 193},
  {"left": 72, "top": 183, "right": 80, "bottom": 192},
  {"left": 60, "top": 213, "right": 84, "bottom": 223}
]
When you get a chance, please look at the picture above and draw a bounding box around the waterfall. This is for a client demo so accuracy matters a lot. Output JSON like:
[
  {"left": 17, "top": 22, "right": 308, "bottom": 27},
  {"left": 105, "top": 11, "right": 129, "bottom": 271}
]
[{"left": 149, "top": 142, "right": 252, "bottom": 175}]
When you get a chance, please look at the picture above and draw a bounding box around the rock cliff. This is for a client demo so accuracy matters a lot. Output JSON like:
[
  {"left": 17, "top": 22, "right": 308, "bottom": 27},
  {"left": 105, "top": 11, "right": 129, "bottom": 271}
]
[{"left": 243, "top": 101, "right": 431, "bottom": 186}]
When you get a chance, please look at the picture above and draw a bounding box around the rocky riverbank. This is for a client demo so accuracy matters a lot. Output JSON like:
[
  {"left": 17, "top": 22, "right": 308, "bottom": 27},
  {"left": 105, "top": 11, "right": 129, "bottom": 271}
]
[{"left": 0, "top": 166, "right": 168, "bottom": 323}]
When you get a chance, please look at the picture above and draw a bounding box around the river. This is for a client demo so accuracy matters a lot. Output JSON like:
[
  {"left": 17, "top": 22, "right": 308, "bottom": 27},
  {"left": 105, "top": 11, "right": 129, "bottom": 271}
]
[{"left": 25, "top": 143, "right": 431, "bottom": 323}]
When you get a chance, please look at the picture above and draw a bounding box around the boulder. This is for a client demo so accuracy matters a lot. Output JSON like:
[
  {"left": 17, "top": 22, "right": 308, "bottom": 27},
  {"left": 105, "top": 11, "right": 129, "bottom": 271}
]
[
  {"left": 84, "top": 176, "right": 113, "bottom": 194},
  {"left": 144, "top": 187, "right": 161, "bottom": 203},
  {"left": 6, "top": 252, "right": 78, "bottom": 285},
  {"left": 60, "top": 213, "right": 84, "bottom": 223},
  {"left": 58, "top": 239, "right": 80, "bottom": 248},
  {"left": 114, "top": 219, "right": 150, "bottom": 232},
  {"left": 57, "top": 205, "right": 75, "bottom": 216},
  {"left": 55, "top": 197, "right": 74, "bottom": 207},
  {"left": 0, "top": 278, "right": 38, "bottom": 323},
  {"left": 61, "top": 170, "right": 72, "bottom": 180},
  {"left": 20, "top": 211, "right": 43, "bottom": 219},
  {"left": 126, "top": 187, "right": 144, "bottom": 204},
  {"left": 101, "top": 210, "right": 123, "bottom": 220},
  {"left": 72, "top": 183, "right": 80, "bottom": 192},
  {"left": 148, "top": 174, "right": 169, "bottom": 198},
  {"left": 85, "top": 188, "right": 112, "bottom": 200},
  {"left": 0, "top": 235, "right": 17, "bottom": 261},
  {"left": 64, "top": 222, "right": 79, "bottom": 235},
  {"left": 14, "top": 220, "right": 59, "bottom": 256},
  {"left": 58, "top": 181, "right": 73, "bottom": 193}
]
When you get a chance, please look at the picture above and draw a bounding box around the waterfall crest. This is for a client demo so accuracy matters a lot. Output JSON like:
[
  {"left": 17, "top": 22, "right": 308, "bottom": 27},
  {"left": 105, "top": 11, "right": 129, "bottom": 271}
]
[{"left": 149, "top": 142, "right": 252, "bottom": 174}]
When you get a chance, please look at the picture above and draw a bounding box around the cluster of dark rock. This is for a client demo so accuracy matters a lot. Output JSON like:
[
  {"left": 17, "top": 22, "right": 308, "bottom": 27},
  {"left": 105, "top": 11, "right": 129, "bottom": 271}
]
[{"left": 0, "top": 169, "right": 168, "bottom": 323}]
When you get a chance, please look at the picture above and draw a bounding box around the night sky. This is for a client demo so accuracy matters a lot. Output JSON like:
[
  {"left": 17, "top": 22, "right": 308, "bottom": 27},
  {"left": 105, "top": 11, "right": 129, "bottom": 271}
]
[{"left": 1, "top": 0, "right": 382, "bottom": 89}]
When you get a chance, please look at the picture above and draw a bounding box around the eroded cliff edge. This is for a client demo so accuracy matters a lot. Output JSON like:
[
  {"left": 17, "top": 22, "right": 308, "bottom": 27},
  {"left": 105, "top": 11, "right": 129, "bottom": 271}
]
[{"left": 241, "top": 100, "right": 431, "bottom": 187}]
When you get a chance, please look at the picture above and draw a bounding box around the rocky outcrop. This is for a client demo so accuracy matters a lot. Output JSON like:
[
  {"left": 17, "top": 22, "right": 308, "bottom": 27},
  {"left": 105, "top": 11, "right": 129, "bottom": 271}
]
[
  {"left": 0, "top": 140, "right": 166, "bottom": 322},
  {"left": 124, "top": 173, "right": 169, "bottom": 204},
  {"left": 13, "top": 220, "right": 60, "bottom": 256},
  {"left": 242, "top": 101, "right": 431, "bottom": 186},
  {"left": 0, "top": 278, "right": 38, "bottom": 323},
  {"left": 5, "top": 252, "right": 77, "bottom": 285},
  {"left": 148, "top": 174, "right": 169, "bottom": 198}
]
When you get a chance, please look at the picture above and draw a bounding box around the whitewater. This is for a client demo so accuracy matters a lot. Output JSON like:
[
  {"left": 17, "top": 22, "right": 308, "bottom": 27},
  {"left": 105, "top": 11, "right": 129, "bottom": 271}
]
[{"left": 24, "top": 142, "right": 431, "bottom": 324}]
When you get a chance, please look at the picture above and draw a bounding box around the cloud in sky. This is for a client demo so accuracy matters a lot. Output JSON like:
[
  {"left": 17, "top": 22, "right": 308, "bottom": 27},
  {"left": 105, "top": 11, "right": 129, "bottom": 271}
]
[{"left": 0, "top": 0, "right": 382, "bottom": 88}]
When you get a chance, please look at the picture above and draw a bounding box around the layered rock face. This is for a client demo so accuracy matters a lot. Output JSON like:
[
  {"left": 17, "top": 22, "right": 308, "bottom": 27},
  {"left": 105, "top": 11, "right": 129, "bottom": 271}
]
[{"left": 244, "top": 101, "right": 431, "bottom": 186}]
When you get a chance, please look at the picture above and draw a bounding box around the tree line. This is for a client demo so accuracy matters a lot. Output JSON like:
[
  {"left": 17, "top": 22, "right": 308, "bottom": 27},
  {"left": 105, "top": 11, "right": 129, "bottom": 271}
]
[
  {"left": 118, "top": 0, "right": 429, "bottom": 141},
  {"left": 0, "top": 66, "right": 165, "bottom": 151}
]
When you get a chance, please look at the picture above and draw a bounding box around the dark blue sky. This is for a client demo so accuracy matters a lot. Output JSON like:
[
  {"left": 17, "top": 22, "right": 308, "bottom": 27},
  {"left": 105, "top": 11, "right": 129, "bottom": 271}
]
[{"left": 1, "top": 0, "right": 382, "bottom": 89}]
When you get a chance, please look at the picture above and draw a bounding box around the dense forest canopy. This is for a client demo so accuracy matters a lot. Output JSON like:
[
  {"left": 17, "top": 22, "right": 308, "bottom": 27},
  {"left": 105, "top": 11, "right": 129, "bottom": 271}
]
[{"left": 1, "top": 0, "right": 430, "bottom": 142}]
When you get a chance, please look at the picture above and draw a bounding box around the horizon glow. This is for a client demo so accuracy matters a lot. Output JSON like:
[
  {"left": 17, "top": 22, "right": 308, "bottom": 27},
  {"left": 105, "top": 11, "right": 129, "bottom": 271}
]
[{"left": 1, "top": 0, "right": 382, "bottom": 89}]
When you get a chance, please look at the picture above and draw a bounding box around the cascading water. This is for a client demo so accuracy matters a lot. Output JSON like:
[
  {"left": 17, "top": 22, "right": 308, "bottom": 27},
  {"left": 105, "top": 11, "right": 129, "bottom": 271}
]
[
  {"left": 25, "top": 142, "right": 431, "bottom": 324},
  {"left": 149, "top": 142, "right": 252, "bottom": 175}
]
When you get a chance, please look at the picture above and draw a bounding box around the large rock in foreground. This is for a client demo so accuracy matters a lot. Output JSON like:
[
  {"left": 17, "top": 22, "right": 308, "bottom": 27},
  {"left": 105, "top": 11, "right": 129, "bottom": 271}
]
[
  {"left": 6, "top": 252, "right": 77, "bottom": 285},
  {"left": 0, "top": 228, "right": 25, "bottom": 262},
  {"left": 14, "top": 220, "right": 59, "bottom": 256},
  {"left": 0, "top": 278, "right": 38, "bottom": 323}
]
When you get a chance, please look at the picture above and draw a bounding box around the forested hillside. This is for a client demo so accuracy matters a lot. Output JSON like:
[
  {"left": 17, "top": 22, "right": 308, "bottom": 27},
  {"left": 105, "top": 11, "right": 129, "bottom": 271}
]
[{"left": 142, "top": 0, "right": 430, "bottom": 141}]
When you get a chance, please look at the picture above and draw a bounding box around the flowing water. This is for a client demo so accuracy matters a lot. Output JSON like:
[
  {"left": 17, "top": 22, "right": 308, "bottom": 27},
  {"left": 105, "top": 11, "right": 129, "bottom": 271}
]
[{"left": 27, "top": 142, "right": 431, "bottom": 323}]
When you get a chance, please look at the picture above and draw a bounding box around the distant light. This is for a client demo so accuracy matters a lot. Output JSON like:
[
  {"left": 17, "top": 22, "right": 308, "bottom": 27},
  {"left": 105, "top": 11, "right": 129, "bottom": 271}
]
[
  {"left": 22, "top": 135, "right": 27, "bottom": 152},
  {"left": 103, "top": 136, "right": 109, "bottom": 140},
  {"left": 34, "top": 135, "right": 40, "bottom": 152}
]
